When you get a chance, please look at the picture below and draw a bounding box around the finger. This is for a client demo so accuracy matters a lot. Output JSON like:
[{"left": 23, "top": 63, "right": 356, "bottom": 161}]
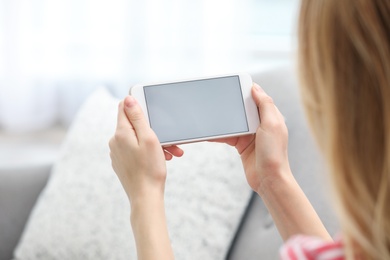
[
  {"left": 164, "top": 150, "right": 173, "bottom": 161},
  {"left": 116, "top": 101, "right": 132, "bottom": 130},
  {"left": 114, "top": 101, "right": 139, "bottom": 146},
  {"left": 123, "top": 96, "right": 150, "bottom": 139},
  {"left": 252, "top": 83, "right": 280, "bottom": 127},
  {"left": 274, "top": 104, "right": 287, "bottom": 122},
  {"left": 164, "top": 145, "right": 184, "bottom": 157}
]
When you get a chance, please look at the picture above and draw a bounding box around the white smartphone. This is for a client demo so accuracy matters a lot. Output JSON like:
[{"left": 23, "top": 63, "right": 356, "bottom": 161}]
[{"left": 130, "top": 73, "right": 260, "bottom": 146}]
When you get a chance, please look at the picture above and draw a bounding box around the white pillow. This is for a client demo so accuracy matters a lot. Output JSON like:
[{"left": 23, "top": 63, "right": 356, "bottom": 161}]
[{"left": 14, "top": 88, "right": 252, "bottom": 260}]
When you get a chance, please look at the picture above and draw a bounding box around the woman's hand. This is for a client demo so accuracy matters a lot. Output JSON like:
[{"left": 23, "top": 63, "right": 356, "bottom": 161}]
[
  {"left": 109, "top": 95, "right": 183, "bottom": 203},
  {"left": 214, "top": 83, "right": 331, "bottom": 241},
  {"left": 212, "top": 83, "right": 290, "bottom": 196},
  {"left": 109, "top": 95, "right": 181, "bottom": 260}
]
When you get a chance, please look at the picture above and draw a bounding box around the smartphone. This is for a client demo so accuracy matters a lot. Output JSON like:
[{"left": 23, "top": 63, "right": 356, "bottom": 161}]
[{"left": 130, "top": 73, "right": 259, "bottom": 146}]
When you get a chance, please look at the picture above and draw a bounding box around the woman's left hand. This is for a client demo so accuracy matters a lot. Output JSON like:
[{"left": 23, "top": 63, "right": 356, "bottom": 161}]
[
  {"left": 109, "top": 95, "right": 183, "bottom": 204},
  {"left": 109, "top": 95, "right": 180, "bottom": 260}
]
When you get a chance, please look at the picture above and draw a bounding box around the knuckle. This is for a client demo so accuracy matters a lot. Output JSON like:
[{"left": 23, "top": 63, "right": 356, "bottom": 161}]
[
  {"left": 142, "top": 129, "right": 160, "bottom": 146},
  {"left": 282, "top": 124, "right": 289, "bottom": 136},
  {"left": 129, "top": 112, "right": 143, "bottom": 122},
  {"left": 114, "top": 130, "right": 129, "bottom": 144},
  {"left": 266, "top": 117, "right": 282, "bottom": 130},
  {"left": 143, "top": 132, "right": 159, "bottom": 146},
  {"left": 111, "top": 160, "right": 117, "bottom": 172},
  {"left": 261, "top": 95, "right": 274, "bottom": 105},
  {"left": 263, "top": 119, "right": 288, "bottom": 138},
  {"left": 127, "top": 107, "right": 144, "bottom": 122},
  {"left": 108, "top": 137, "right": 115, "bottom": 150}
]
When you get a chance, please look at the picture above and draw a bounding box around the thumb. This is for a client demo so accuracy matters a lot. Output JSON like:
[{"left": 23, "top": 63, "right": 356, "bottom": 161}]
[
  {"left": 124, "top": 96, "right": 150, "bottom": 138},
  {"left": 251, "top": 83, "right": 278, "bottom": 125}
]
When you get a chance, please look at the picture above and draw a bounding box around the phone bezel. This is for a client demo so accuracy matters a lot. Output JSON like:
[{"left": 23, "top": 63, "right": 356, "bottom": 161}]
[{"left": 130, "top": 73, "right": 259, "bottom": 146}]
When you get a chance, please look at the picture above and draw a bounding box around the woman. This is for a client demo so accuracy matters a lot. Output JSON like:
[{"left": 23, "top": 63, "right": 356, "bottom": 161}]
[{"left": 109, "top": 0, "right": 390, "bottom": 259}]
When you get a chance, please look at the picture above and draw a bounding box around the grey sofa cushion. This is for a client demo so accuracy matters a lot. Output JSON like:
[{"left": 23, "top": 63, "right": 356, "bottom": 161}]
[{"left": 228, "top": 66, "right": 339, "bottom": 259}]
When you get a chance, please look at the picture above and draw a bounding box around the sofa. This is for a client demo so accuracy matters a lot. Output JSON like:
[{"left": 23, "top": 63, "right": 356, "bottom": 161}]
[{"left": 0, "top": 66, "right": 338, "bottom": 260}]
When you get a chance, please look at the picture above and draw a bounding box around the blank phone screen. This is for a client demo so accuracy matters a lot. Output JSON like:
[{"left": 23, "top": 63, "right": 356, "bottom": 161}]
[{"left": 144, "top": 76, "right": 249, "bottom": 143}]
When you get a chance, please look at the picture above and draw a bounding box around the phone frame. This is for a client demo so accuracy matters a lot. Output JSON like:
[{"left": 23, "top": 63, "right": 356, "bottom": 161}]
[{"left": 130, "top": 73, "right": 259, "bottom": 146}]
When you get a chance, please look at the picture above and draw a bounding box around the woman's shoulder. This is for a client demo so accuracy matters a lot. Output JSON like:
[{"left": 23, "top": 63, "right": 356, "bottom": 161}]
[{"left": 279, "top": 234, "right": 344, "bottom": 260}]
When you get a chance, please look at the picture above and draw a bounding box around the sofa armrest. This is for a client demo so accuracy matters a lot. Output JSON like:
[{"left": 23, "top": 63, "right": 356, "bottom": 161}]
[{"left": 0, "top": 165, "right": 51, "bottom": 260}]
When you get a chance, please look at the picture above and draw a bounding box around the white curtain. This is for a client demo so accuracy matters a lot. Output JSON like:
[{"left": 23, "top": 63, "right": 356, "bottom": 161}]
[{"left": 0, "top": 0, "right": 298, "bottom": 132}]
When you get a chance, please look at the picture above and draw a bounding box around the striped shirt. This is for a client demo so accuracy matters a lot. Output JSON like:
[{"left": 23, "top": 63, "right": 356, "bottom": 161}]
[{"left": 280, "top": 235, "right": 345, "bottom": 260}]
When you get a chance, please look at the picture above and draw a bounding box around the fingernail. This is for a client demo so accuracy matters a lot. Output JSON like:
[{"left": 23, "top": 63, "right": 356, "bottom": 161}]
[
  {"left": 125, "top": 96, "right": 136, "bottom": 108},
  {"left": 253, "top": 84, "right": 261, "bottom": 91}
]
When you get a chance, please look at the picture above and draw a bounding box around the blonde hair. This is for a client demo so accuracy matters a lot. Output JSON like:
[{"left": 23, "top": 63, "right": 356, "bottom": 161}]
[{"left": 298, "top": 0, "right": 390, "bottom": 259}]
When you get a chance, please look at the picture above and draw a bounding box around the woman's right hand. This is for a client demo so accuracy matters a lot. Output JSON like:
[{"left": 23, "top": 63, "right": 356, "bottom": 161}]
[
  {"left": 213, "top": 83, "right": 291, "bottom": 196},
  {"left": 214, "top": 84, "right": 332, "bottom": 241}
]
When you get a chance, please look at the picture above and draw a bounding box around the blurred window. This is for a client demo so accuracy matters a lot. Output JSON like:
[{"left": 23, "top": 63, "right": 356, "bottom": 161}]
[{"left": 0, "top": 0, "right": 299, "bottom": 130}]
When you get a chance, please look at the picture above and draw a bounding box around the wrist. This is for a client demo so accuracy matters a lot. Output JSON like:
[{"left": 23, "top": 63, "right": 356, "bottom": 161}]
[
  {"left": 256, "top": 167, "right": 296, "bottom": 199},
  {"left": 130, "top": 190, "right": 165, "bottom": 224},
  {"left": 255, "top": 168, "right": 332, "bottom": 241},
  {"left": 126, "top": 179, "right": 165, "bottom": 203}
]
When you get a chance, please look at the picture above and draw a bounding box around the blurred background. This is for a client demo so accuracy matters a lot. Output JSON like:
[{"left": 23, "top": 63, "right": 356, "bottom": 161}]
[{"left": 0, "top": 0, "right": 299, "bottom": 170}]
